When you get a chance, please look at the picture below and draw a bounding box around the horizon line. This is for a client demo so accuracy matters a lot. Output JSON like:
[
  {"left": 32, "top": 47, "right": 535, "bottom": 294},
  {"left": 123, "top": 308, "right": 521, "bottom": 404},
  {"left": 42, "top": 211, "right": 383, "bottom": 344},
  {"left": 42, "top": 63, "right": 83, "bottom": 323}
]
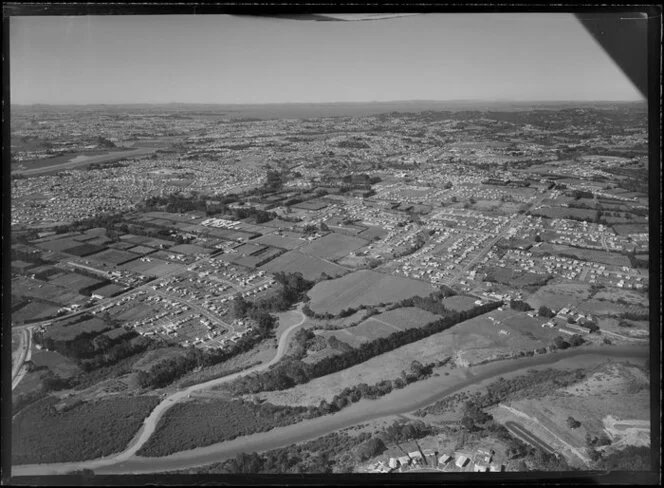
[{"left": 11, "top": 98, "right": 646, "bottom": 107}]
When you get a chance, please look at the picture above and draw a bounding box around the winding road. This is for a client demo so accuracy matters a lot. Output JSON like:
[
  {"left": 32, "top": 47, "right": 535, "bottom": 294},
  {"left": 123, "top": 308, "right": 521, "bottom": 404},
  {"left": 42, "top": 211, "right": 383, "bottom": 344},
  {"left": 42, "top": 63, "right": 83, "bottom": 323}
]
[{"left": 12, "top": 343, "right": 648, "bottom": 476}]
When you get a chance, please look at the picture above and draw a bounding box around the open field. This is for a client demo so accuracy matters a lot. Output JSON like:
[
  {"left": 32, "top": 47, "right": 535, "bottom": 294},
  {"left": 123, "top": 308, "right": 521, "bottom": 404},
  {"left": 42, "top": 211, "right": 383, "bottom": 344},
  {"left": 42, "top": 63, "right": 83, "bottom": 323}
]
[
  {"left": 44, "top": 317, "right": 111, "bottom": 342},
  {"left": 30, "top": 349, "right": 82, "bottom": 379},
  {"left": 257, "top": 309, "right": 562, "bottom": 407},
  {"left": 300, "top": 233, "right": 367, "bottom": 260},
  {"left": 526, "top": 282, "right": 593, "bottom": 310},
  {"left": 441, "top": 295, "right": 478, "bottom": 312},
  {"left": 308, "top": 270, "right": 436, "bottom": 315},
  {"left": 259, "top": 250, "right": 349, "bottom": 282},
  {"left": 33, "top": 236, "right": 83, "bottom": 253},
  {"left": 593, "top": 288, "right": 648, "bottom": 307},
  {"left": 12, "top": 395, "right": 160, "bottom": 464},
  {"left": 315, "top": 307, "right": 439, "bottom": 348},
  {"left": 12, "top": 276, "right": 86, "bottom": 306},
  {"left": 531, "top": 244, "right": 631, "bottom": 267},
  {"left": 118, "top": 258, "right": 184, "bottom": 277},
  {"left": 254, "top": 232, "right": 307, "bottom": 250},
  {"left": 531, "top": 207, "right": 598, "bottom": 221},
  {"left": 48, "top": 272, "right": 106, "bottom": 292},
  {"left": 484, "top": 266, "right": 551, "bottom": 288},
  {"left": 12, "top": 300, "right": 62, "bottom": 323},
  {"left": 612, "top": 223, "right": 649, "bottom": 236},
  {"left": 87, "top": 248, "right": 139, "bottom": 267}
]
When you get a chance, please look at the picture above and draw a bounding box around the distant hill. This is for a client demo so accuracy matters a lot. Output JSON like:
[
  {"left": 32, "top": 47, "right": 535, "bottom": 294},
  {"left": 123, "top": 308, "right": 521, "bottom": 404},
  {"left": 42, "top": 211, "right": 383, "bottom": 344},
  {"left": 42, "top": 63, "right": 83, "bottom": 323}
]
[{"left": 11, "top": 100, "right": 646, "bottom": 120}]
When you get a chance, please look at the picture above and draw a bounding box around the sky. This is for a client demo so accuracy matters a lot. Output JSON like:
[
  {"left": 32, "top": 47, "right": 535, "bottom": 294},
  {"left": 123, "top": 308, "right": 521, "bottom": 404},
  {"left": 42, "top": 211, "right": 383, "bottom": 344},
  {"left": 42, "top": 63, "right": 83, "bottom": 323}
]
[{"left": 10, "top": 13, "right": 644, "bottom": 105}]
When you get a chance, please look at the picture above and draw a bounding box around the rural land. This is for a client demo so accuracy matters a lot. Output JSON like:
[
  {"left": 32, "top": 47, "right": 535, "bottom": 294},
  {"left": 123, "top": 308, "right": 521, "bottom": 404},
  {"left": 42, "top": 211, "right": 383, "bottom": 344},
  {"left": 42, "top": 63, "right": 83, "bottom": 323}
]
[{"left": 10, "top": 100, "right": 653, "bottom": 477}]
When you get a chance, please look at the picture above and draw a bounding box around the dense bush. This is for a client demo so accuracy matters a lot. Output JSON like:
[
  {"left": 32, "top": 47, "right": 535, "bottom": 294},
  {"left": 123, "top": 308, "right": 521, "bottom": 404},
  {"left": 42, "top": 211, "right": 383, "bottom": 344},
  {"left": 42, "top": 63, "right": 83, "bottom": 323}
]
[
  {"left": 12, "top": 395, "right": 159, "bottom": 464},
  {"left": 137, "top": 399, "right": 311, "bottom": 457}
]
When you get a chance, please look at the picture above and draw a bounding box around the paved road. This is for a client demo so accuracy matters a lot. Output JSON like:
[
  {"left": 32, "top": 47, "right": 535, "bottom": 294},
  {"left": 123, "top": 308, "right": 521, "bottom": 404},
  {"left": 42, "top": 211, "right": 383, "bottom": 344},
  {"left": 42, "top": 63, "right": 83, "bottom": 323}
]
[
  {"left": 12, "top": 327, "right": 33, "bottom": 391},
  {"left": 12, "top": 343, "right": 647, "bottom": 476}
]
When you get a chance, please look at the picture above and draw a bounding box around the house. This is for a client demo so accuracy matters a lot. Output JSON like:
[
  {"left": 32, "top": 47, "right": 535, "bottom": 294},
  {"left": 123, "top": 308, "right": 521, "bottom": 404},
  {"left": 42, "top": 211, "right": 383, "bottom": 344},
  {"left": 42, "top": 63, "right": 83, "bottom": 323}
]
[
  {"left": 438, "top": 454, "right": 451, "bottom": 465},
  {"left": 489, "top": 464, "right": 504, "bottom": 472},
  {"left": 473, "top": 463, "right": 489, "bottom": 472},
  {"left": 397, "top": 456, "right": 411, "bottom": 467},
  {"left": 455, "top": 455, "right": 469, "bottom": 468},
  {"left": 388, "top": 458, "right": 399, "bottom": 469},
  {"left": 408, "top": 451, "right": 424, "bottom": 464}
]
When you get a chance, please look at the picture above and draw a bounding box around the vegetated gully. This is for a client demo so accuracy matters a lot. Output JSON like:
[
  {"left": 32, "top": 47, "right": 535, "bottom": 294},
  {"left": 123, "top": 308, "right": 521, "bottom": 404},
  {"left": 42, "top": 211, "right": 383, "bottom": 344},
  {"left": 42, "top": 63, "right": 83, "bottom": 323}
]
[{"left": 13, "top": 343, "right": 648, "bottom": 476}]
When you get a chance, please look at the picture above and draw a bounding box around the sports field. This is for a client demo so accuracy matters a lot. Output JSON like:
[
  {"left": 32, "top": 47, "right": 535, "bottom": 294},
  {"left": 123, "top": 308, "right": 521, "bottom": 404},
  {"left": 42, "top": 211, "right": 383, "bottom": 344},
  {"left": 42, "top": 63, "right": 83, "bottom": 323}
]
[{"left": 307, "top": 270, "right": 436, "bottom": 315}]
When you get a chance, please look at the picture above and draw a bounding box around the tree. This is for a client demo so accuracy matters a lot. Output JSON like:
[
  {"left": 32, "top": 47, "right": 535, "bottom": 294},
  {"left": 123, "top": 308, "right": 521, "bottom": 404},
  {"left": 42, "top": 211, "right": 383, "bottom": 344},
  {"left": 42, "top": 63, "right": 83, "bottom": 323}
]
[
  {"left": 553, "top": 336, "right": 570, "bottom": 350},
  {"left": 567, "top": 416, "right": 582, "bottom": 429},
  {"left": 451, "top": 196, "right": 458, "bottom": 203},
  {"left": 569, "top": 334, "right": 585, "bottom": 347},
  {"left": 233, "top": 294, "right": 248, "bottom": 319},
  {"left": 356, "top": 437, "right": 386, "bottom": 461},
  {"left": 538, "top": 305, "right": 555, "bottom": 318},
  {"left": 320, "top": 222, "right": 329, "bottom": 231}
]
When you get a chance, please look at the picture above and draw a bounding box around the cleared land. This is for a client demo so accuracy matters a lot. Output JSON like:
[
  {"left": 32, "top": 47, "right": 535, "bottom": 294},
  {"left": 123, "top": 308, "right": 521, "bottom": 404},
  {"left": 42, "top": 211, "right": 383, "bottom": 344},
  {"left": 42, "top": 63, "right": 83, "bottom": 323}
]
[
  {"left": 299, "top": 233, "right": 368, "bottom": 260},
  {"left": 259, "top": 251, "right": 349, "bottom": 282},
  {"left": 308, "top": 270, "right": 436, "bottom": 315},
  {"left": 490, "top": 361, "right": 650, "bottom": 466},
  {"left": 12, "top": 395, "right": 160, "bottom": 464}
]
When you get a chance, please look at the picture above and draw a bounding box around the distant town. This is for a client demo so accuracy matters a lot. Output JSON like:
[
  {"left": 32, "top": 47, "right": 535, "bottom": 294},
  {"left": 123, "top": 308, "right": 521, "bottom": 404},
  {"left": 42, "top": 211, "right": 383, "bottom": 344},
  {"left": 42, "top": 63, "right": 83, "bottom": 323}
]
[{"left": 11, "top": 101, "right": 651, "bottom": 476}]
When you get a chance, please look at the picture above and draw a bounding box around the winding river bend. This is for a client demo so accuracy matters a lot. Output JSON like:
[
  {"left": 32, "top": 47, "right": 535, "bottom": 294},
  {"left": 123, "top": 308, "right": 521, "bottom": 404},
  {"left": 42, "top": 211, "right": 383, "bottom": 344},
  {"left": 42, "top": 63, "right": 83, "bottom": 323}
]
[{"left": 13, "top": 344, "right": 648, "bottom": 476}]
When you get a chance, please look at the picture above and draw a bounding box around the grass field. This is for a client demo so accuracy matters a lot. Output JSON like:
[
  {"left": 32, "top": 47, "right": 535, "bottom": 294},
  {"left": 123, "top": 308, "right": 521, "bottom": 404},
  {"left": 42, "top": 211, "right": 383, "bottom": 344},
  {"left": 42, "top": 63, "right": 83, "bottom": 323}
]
[
  {"left": 314, "top": 307, "right": 439, "bottom": 349},
  {"left": 254, "top": 232, "right": 308, "bottom": 250},
  {"left": 30, "top": 349, "right": 82, "bottom": 379},
  {"left": 526, "top": 282, "right": 593, "bottom": 311},
  {"left": 259, "top": 250, "right": 349, "bottom": 282},
  {"left": 484, "top": 266, "right": 551, "bottom": 288},
  {"left": 87, "top": 248, "right": 139, "bottom": 267},
  {"left": 48, "top": 272, "right": 105, "bottom": 292},
  {"left": 532, "top": 207, "right": 598, "bottom": 221},
  {"left": 300, "top": 233, "right": 368, "bottom": 260},
  {"left": 12, "top": 276, "right": 86, "bottom": 306},
  {"left": 12, "top": 395, "right": 160, "bottom": 464},
  {"left": 119, "top": 258, "right": 184, "bottom": 277},
  {"left": 12, "top": 300, "right": 61, "bottom": 323},
  {"left": 531, "top": 244, "right": 631, "bottom": 267},
  {"left": 44, "top": 317, "right": 111, "bottom": 342},
  {"left": 308, "top": 270, "right": 436, "bottom": 315},
  {"left": 612, "top": 223, "right": 648, "bottom": 236},
  {"left": 441, "top": 296, "right": 478, "bottom": 312}
]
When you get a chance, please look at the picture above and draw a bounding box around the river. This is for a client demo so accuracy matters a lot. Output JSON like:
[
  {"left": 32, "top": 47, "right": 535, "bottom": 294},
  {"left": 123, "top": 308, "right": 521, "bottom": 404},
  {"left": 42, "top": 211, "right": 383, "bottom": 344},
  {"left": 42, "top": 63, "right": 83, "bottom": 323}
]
[{"left": 12, "top": 344, "right": 648, "bottom": 476}]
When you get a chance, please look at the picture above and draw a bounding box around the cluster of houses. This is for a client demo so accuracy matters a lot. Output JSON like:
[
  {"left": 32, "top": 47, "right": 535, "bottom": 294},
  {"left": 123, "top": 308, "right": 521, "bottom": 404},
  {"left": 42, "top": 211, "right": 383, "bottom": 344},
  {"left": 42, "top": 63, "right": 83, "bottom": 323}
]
[{"left": 367, "top": 448, "right": 504, "bottom": 474}]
